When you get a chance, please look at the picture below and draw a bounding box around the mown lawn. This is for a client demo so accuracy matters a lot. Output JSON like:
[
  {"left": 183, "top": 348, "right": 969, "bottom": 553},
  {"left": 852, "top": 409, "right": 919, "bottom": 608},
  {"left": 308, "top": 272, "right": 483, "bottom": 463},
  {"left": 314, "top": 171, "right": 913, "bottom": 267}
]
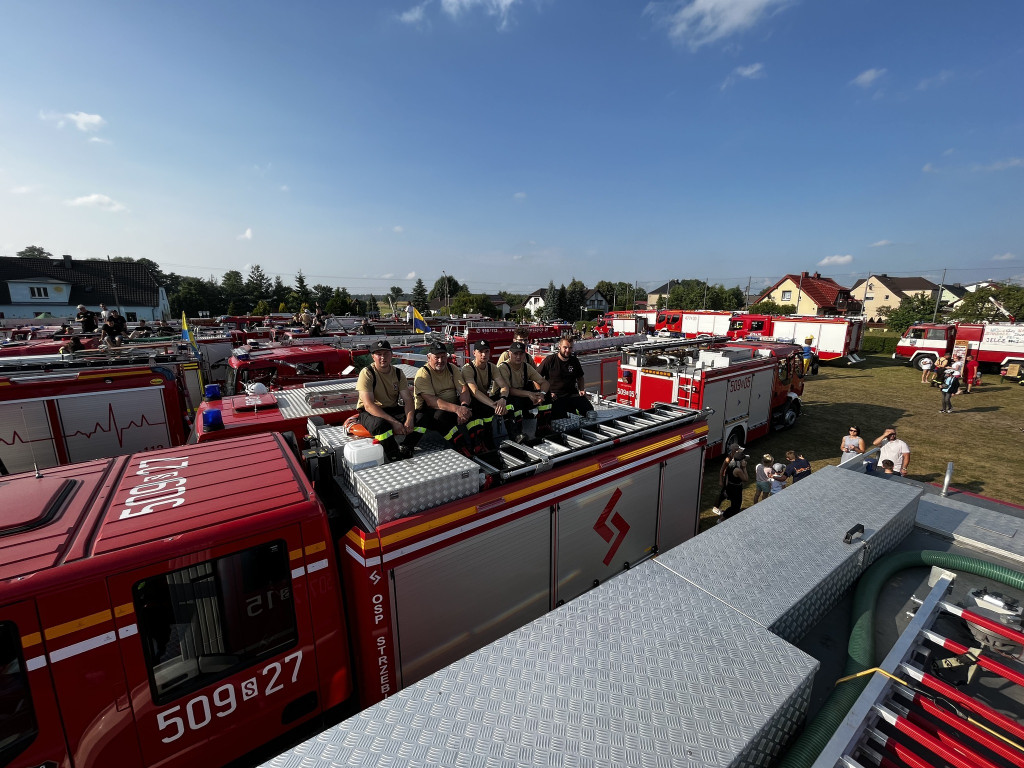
[{"left": 699, "top": 355, "right": 1024, "bottom": 529}]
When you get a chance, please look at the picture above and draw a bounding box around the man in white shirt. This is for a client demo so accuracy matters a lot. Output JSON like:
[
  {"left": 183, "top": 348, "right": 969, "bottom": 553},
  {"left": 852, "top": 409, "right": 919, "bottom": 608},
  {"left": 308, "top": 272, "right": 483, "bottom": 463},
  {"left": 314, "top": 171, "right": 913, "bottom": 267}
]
[{"left": 872, "top": 427, "right": 910, "bottom": 476}]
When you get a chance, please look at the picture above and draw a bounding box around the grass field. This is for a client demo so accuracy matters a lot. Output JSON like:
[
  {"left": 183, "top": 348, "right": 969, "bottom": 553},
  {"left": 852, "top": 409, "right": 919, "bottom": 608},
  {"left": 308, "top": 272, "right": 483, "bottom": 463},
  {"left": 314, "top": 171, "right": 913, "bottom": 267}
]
[{"left": 698, "top": 355, "right": 1024, "bottom": 530}]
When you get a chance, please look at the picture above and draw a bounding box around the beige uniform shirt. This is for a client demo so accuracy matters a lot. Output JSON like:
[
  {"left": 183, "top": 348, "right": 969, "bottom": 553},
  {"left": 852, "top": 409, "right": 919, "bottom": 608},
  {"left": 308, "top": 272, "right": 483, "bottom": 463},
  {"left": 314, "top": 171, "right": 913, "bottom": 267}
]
[{"left": 414, "top": 363, "right": 467, "bottom": 410}]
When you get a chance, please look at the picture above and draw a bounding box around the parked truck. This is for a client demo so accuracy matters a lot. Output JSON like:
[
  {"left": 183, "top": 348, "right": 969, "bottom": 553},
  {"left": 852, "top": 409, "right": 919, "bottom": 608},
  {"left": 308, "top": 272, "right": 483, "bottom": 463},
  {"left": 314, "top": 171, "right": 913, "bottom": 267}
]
[
  {"left": 892, "top": 321, "right": 1024, "bottom": 371},
  {"left": 616, "top": 336, "right": 804, "bottom": 457},
  {"left": 0, "top": 401, "right": 707, "bottom": 768},
  {"left": 726, "top": 314, "right": 865, "bottom": 363}
]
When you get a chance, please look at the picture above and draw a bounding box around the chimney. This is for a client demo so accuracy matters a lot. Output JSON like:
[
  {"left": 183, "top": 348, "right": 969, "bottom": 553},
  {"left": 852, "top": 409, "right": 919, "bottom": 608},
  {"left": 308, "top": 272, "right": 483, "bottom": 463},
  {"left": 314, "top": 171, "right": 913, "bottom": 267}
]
[
  {"left": 63, "top": 254, "right": 73, "bottom": 269},
  {"left": 813, "top": 272, "right": 820, "bottom": 279},
  {"left": 801, "top": 271, "right": 809, "bottom": 278}
]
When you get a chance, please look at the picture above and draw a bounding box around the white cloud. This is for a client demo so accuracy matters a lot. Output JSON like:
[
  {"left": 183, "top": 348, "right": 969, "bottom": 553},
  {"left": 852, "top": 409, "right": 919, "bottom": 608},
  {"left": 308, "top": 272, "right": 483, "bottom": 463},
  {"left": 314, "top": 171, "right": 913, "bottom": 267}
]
[
  {"left": 393, "top": 225, "right": 404, "bottom": 233},
  {"left": 280, "top": 185, "right": 290, "bottom": 192},
  {"left": 818, "top": 254, "right": 853, "bottom": 266},
  {"left": 917, "top": 70, "right": 952, "bottom": 91},
  {"left": 974, "top": 158, "right": 1023, "bottom": 172},
  {"left": 88, "top": 137, "right": 112, "bottom": 144},
  {"left": 869, "top": 240, "right": 892, "bottom": 248},
  {"left": 441, "top": 0, "right": 521, "bottom": 28},
  {"left": 644, "top": 0, "right": 792, "bottom": 49},
  {"left": 922, "top": 162, "right": 936, "bottom": 173},
  {"left": 65, "top": 193, "right": 126, "bottom": 212},
  {"left": 721, "top": 61, "right": 765, "bottom": 89},
  {"left": 992, "top": 252, "right": 1016, "bottom": 261},
  {"left": 850, "top": 68, "right": 886, "bottom": 88},
  {"left": 237, "top": 227, "right": 253, "bottom": 240},
  {"left": 406, "top": 271, "right": 417, "bottom": 280},
  {"left": 382, "top": 273, "right": 395, "bottom": 279},
  {"left": 41, "top": 110, "right": 107, "bottom": 132},
  {"left": 10, "top": 185, "right": 35, "bottom": 195},
  {"left": 399, "top": 2, "right": 428, "bottom": 23},
  {"left": 942, "top": 148, "right": 954, "bottom": 156},
  {"left": 513, "top": 191, "right": 527, "bottom": 200}
]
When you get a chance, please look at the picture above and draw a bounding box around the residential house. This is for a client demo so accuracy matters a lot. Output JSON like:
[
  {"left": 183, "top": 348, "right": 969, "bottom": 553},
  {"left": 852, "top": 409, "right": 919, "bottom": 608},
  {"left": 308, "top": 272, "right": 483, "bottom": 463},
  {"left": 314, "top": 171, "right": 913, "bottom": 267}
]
[
  {"left": 849, "top": 274, "right": 939, "bottom": 321},
  {"left": 646, "top": 281, "right": 676, "bottom": 309},
  {"left": 486, "top": 295, "right": 511, "bottom": 318},
  {"left": 525, "top": 288, "right": 547, "bottom": 315},
  {"left": 584, "top": 289, "right": 608, "bottom": 314},
  {"left": 753, "top": 272, "right": 858, "bottom": 316},
  {"left": 0, "top": 255, "right": 169, "bottom": 323}
]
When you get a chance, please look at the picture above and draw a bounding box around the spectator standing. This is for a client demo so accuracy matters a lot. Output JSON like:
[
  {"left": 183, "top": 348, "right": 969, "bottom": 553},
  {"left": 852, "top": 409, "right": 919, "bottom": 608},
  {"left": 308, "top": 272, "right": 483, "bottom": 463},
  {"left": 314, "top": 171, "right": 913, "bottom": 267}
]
[
  {"left": 872, "top": 428, "right": 910, "bottom": 476},
  {"left": 964, "top": 355, "right": 979, "bottom": 394},
  {"left": 713, "top": 445, "right": 748, "bottom": 518},
  {"left": 840, "top": 426, "right": 865, "bottom": 464},
  {"left": 802, "top": 338, "right": 815, "bottom": 373},
  {"left": 406, "top": 303, "right": 414, "bottom": 325},
  {"left": 99, "top": 303, "right": 110, "bottom": 322},
  {"left": 919, "top": 356, "right": 933, "bottom": 383},
  {"left": 769, "top": 463, "right": 788, "bottom": 495},
  {"left": 75, "top": 305, "right": 97, "bottom": 333},
  {"left": 784, "top": 450, "right": 812, "bottom": 483},
  {"left": 939, "top": 368, "right": 960, "bottom": 413},
  {"left": 752, "top": 454, "right": 774, "bottom": 504},
  {"left": 931, "top": 353, "right": 949, "bottom": 386}
]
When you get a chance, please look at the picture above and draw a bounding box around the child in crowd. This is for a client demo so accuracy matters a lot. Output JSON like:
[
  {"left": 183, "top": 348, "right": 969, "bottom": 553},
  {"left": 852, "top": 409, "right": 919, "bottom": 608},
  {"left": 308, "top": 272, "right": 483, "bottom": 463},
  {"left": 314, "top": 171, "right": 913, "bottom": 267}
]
[{"left": 769, "top": 463, "right": 787, "bottom": 495}]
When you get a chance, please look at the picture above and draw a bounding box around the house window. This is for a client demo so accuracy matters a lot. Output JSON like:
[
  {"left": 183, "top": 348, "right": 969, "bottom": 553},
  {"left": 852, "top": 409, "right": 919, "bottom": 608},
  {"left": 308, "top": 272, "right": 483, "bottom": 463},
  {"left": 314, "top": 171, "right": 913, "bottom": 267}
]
[
  {"left": 781, "top": 291, "right": 792, "bottom": 302},
  {"left": 865, "top": 294, "right": 874, "bottom": 301},
  {"left": 29, "top": 287, "right": 49, "bottom": 298},
  {"left": 884, "top": 294, "right": 890, "bottom": 300}
]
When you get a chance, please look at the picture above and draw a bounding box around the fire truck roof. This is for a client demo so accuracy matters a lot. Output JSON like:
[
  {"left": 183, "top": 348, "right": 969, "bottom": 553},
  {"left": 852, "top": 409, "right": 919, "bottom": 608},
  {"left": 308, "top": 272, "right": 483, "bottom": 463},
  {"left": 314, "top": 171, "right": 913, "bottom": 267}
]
[{"left": 0, "top": 433, "right": 316, "bottom": 583}]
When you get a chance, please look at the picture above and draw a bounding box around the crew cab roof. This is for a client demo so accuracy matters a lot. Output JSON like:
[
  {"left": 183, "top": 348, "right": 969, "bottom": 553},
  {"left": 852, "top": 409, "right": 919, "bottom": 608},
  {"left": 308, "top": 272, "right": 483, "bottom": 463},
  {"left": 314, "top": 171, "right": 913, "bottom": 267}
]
[{"left": 0, "top": 433, "right": 314, "bottom": 582}]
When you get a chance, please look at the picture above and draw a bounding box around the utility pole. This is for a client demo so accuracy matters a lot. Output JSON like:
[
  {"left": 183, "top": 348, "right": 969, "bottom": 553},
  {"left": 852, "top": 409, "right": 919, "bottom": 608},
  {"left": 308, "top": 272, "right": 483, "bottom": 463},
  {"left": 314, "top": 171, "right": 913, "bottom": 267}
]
[
  {"left": 745, "top": 276, "right": 752, "bottom": 309},
  {"left": 702, "top": 278, "right": 708, "bottom": 310},
  {"left": 795, "top": 273, "right": 805, "bottom": 314},
  {"left": 931, "top": 268, "right": 947, "bottom": 323},
  {"left": 106, "top": 256, "right": 123, "bottom": 316}
]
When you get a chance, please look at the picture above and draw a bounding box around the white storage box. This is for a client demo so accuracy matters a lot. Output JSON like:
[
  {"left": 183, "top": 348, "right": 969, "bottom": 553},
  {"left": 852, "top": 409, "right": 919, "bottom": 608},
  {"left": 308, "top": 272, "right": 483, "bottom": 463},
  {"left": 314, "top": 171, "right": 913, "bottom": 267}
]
[{"left": 355, "top": 449, "right": 480, "bottom": 525}]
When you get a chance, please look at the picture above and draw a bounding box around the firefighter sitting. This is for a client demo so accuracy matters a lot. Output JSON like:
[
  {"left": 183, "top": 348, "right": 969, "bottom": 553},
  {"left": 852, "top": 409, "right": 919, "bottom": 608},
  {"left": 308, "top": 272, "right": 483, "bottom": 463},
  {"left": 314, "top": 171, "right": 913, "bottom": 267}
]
[
  {"left": 539, "top": 336, "right": 594, "bottom": 421},
  {"left": 414, "top": 340, "right": 486, "bottom": 457},
  {"left": 498, "top": 341, "right": 553, "bottom": 440},
  {"left": 461, "top": 339, "right": 521, "bottom": 447},
  {"left": 357, "top": 339, "right": 421, "bottom": 461}
]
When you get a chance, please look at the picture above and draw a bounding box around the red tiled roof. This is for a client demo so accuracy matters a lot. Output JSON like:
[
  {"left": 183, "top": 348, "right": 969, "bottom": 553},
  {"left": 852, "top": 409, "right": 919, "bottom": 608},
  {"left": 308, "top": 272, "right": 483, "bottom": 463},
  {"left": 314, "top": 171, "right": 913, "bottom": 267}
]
[{"left": 755, "top": 273, "right": 850, "bottom": 309}]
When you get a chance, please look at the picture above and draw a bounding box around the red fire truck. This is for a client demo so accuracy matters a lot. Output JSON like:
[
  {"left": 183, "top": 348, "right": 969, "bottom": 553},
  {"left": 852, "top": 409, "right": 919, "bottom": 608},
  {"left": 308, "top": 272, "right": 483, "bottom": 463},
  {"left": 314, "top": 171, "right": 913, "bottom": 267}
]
[
  {"left": 0, "top": 363, "right": 193, "bottom": 474},
  {"left": 616, "top": 336, "right": 804, "bottom": 457},
  {"left": 726, "top": 315, "right": 865, "bottom": 363},
  {"left": 0, "top": 401, "right": 707, "bottom": 768},
  {"left": 892, "top": 321, "right": 1024, "bottom": 370},
  {"left": 224, "top": 343, "right": 367, "bottom": 395},
  {"left": 449, "top": 323, "right": 567, "bottom": 360}
]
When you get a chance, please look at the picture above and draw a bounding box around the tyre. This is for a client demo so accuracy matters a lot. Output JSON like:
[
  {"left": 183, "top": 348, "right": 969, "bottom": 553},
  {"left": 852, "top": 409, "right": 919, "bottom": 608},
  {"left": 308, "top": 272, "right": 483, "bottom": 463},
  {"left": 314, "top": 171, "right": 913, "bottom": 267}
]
[
  {"left": 782, "top": 402, "right": 800, "bottom": 428},
  {"left": 914, "top": 355, "right": 936, "bottom": 371},
  {"left": 724, "top": 427, "right": 745, "bottom": 456}
]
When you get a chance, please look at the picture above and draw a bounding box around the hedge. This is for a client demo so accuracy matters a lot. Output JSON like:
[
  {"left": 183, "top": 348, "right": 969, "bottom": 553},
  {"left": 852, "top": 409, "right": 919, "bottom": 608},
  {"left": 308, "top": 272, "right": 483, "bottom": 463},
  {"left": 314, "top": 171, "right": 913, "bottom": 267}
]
[{"left": 859, "top": 332, "right": 901, "bottom": 355}]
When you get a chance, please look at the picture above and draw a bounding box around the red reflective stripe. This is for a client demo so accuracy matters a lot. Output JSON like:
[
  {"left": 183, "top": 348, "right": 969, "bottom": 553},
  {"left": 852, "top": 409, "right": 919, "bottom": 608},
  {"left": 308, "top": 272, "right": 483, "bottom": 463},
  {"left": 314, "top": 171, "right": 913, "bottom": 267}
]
[
  {"left": 941, "top": 601, "right": 1024, "bottom": 649},
  {"left": 880, "top": 707, "right": 993, "bottom": 768},
  {"left": 913, "top": 693, "right": 1024, "bottom": 768},
  {"left": 904, "top": 666, "right": 1024, "bottom": 741}
]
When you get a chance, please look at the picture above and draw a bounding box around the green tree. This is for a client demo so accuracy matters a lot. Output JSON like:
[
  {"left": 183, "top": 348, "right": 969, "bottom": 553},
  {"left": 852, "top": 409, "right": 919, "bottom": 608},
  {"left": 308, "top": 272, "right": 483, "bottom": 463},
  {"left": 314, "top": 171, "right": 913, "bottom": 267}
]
[
  {"left": 271, "top": 276, "right": 290, "bottom": 310},
  {"left": 311, "top": 283, "right": 333, "bottom": 309},
  {"left": 429, "top": 275, "right": 464, "bottom": 303},
  {"left": 747, "top": 299, "right": 797, "bottom": 316},
  {"left": 245, "top": 264, "right": 273, "bottom": 308},
  {"left": 539, "top": 281, "right": 558, "bottom": 322},
  {"left": 170, "top": 276, "right": 218, "bottom": 317},
  {"left": 499, "top": 290, "right": 527, "bottom": 310},
  {"left": 950, "top": 287, "right": 1023, "bottom": 322},
  {"left": 367, "top": 293, "right": 379, "bottom": 316},
  {"left": 252, "top": 299, "right": 271, "bottom": 316},
  {"left": 880, "top": 293, "right": 936, "bottom": 334},
  {"left": 565, "top": 278, "right": 588, "bottom": 321},
  {"left": 412, "top": 278, "right": 429, "bottom": 312},
  {"left": 554, "top": 285, "right": 569, "bottom": 320},
  {"left": 325, "top": 288, "right": 350, "bottom": 316},
  {"left": 220, "top": 270, "right": 247, "bottom": 313},
  {"left": 17, "top": 245, "right": 52, "bottom": 258},
  {"left": 389, "top": 286, "right": 405, "bottom": 302},
  {"left": 293, "top": 270, "right": 312, "bottom": 308},
  {"left": 666, "top": 280, "right": 707, "bottom": 310},
  {"left": 705, "top": 284, "right": 746, "bottom": 311},
  {"left": 450, "top": 291, "right": 498, "bottom": 317},
  {"left": 996, "top": 284, "right": 1024, "bottom": 321}
]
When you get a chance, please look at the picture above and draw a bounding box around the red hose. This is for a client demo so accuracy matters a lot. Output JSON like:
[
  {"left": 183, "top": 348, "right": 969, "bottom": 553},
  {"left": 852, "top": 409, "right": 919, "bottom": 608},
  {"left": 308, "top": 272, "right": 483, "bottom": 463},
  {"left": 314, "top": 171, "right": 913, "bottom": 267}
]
[
  {"left": 941, "top": 601, "right": 1024, "bottom": 648},
  {"left": 875, "top": 705, "right": 998, "bottom": 768},
  {"left": 910, "top": 692, "right": 1024, "bottom": 767},
  {"left": 901, "top": 663, "right": 1024, "bottom": 741},
  {"left": 922, "top": 628, "right": 1024, "bottom": 688}
]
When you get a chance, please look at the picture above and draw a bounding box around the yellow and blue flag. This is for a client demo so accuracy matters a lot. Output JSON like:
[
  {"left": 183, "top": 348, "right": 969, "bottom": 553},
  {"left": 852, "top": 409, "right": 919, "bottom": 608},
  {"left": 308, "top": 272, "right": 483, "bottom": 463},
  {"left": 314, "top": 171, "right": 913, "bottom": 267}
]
[{"left": 412, "top": 306, "right": 430, "bottom": 334}]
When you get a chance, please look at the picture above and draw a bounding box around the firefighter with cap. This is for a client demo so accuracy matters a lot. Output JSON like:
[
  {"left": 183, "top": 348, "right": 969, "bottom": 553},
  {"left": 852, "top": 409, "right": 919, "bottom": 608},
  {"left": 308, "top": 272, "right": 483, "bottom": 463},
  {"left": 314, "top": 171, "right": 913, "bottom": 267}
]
[
  {"left": 356, "top": 339, "right": 421, "bottom": 460},
  {"left": 462, "top": 339, "right": 521, "bottom": 447},
  {"left": 495, "top": 327, "right": 538, "bottom": 370},
  {"left": 413, "top": 340, "right": 486, "bottom": 457},
  {"left": 498, "top": 340, "right": 553, "bottom": 439}
]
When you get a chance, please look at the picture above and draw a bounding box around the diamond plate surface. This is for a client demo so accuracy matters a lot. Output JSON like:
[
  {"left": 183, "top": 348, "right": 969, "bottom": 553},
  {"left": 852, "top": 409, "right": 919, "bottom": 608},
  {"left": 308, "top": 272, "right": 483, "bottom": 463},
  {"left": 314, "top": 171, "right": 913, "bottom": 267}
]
[
  {"left": 656, "top": 465, "right": 919, "bottom": 643},
  {"left": 262, "top": 560, "right": 818, "bottom": 768},
  {"left": 356, "top": 449, "right": 480, "bottom": 524}
]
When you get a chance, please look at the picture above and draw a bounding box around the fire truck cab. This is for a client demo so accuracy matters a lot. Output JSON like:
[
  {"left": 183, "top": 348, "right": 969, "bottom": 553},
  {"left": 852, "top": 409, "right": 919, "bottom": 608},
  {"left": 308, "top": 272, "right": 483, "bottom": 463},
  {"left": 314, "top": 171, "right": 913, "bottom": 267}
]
[{"left": 893, "top": 322, "right": 1024, "bottom": 371}]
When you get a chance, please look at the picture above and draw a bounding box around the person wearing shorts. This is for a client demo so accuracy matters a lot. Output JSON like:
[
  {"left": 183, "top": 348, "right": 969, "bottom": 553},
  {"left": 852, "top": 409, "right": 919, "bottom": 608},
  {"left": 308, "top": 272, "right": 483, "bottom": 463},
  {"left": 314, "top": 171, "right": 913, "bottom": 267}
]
[{"left": 753, "top": 454, "right": 774, "bottom": 504}]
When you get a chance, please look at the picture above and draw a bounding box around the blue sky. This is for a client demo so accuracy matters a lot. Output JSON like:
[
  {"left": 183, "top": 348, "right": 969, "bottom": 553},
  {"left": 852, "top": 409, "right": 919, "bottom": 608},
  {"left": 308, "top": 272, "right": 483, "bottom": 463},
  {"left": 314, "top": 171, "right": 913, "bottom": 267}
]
[{"left": 2, "top": 0, "right": 1022, "bottom": 296}]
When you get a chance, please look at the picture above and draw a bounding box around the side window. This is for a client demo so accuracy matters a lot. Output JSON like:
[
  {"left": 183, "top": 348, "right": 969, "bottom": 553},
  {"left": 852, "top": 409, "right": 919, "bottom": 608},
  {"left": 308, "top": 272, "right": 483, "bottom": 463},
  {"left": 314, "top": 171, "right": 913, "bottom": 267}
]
[
  {"left": 910, "top": 328, "right": 926, "bottom": 340},
  {"left": 133, "top": 540, "right": 297, "bottom": 704},
  {"left": 0, "top": 621, "right": 38, "bottom": 767},
  {"left": 926, "top": 329, "right": 946, "bottom": 341},
  {"left": 729, "top": 320, "right": 745, "bottom": 331},
  {"left": 778, "top": 360, "right": 791, "bottom": 385},
  {"left": 241, "top": 367, "right": 277, "bottom": 387},
  {"left": 750, "top": 321, "right": 765, "bottom": 332},
  {"left": 781, "top": 290, "right": 792, "bottom": 302}
]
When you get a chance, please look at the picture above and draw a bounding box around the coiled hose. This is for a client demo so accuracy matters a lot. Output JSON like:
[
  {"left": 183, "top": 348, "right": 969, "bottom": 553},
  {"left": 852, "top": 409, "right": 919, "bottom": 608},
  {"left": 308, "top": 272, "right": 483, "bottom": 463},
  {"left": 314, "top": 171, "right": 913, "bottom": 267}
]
[{"left": 777, "top": 550, "right": 1024, "bottom": 768}]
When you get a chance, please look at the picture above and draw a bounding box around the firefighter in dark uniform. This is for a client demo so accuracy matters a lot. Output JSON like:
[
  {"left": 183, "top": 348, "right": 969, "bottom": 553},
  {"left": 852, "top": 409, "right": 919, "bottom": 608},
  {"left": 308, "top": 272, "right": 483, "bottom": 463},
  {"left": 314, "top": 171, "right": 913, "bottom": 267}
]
[
  {"left": 356, "top": 339, "right": 421, "bottom": 460},
  {"left": 539, "top": 336, "right": 594, "bottom": 421},
  {"left": 413, "top": 340, "right": 485, "bottom": 457},
  {"left": 461, "top": 340, "right": 520, "bottom": 447}
]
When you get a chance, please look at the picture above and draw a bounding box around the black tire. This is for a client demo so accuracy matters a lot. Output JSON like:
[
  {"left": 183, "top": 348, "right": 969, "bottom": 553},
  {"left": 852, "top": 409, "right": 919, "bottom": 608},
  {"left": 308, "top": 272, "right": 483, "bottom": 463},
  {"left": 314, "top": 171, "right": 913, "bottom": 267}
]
[
  {"left": 914, "top": 355, "right": 936, "bottom": 371},
  {"left": 725, "top": 427, "right": 745, "bottom": 456},
  {"left": 782, "top": 401, "right": 800, "bottom": 428}
]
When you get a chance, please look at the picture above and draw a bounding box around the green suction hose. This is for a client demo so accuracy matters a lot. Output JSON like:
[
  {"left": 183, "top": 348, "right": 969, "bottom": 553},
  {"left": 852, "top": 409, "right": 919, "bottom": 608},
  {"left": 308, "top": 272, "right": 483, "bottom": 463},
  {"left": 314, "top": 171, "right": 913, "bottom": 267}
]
[{"left": 777, "top": 550, "right": 1024, "bottom": 768}]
